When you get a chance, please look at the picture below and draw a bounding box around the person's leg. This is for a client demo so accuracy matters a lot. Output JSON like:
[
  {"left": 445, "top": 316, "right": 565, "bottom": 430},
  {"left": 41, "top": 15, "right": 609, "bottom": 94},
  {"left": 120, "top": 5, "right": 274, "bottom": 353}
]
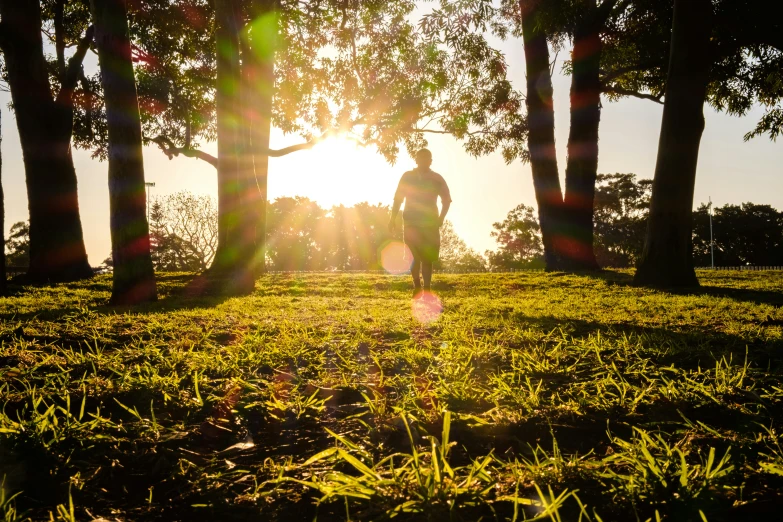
[
  {"left": 405, "top": 224, "right": 423, "bottom": 292},
  {"left": 411, "top": 258, "right": 422, "bottom": 289},
  {"left": 422, "top": 226, "right": 438, "bottom": 292},
  {"left": 422, "top": 261, "right": 433, "bottom": 291}
]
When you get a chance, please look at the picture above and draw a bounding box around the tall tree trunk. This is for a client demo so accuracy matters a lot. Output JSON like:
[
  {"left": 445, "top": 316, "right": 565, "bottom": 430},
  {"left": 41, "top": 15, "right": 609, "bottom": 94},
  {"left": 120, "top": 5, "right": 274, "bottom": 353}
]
[
  {"left": 91, "top": 0, "right": 157, "bottom": 304},
  {"left": 212, "top": 0, "right": 242, "bottom": 274},
  {"left": 0, "top": 0, "right": 93, "bottom": 282},
  {"left": 1, "top": 109, "right": 5, "bottom": 295},
  {"left": 246, "top": 0, "right": 277, "bottom": 277},
  {"left": 233, "top": 42, "right": 256, "bottom": 293},
  {"left": 562, "top": 23, "right": 602, "bottom": 271},
  {"left": 519, "top": 0, "right": 565, "bottom": 271},
  {"left": 633, "top": 0, "right": 713, "bottom": 287}
]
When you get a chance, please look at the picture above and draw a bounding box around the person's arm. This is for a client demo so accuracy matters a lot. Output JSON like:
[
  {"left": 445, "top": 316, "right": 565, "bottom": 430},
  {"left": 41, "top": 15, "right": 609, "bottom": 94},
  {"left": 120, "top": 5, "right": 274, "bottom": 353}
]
[
  {"left": 389, "top": 175, "right": 406, "bottom": 233},
  {"left": 438, "top": 176, "right": 452, "bottom": 227},
  {"left": 439, "top": 200, "right": 451, "bottom": 227}
]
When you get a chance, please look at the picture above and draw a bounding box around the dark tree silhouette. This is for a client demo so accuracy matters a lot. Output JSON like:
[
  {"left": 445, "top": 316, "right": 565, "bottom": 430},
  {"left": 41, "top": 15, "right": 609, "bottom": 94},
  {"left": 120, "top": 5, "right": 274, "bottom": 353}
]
[
  {"left": 633, "top": 0, "right": 713, "bottom": 287},
  {"left": 242, "top": 0, "right": 277, "bottom": 280},
  {"left": 693, "top": 203, "right": 783, "bottom": 267},
  {"left": 91, "top": 0, "right": 157, "bottom": 304},
  {"left": 212, "top": 0, "right": 243, "bottom": 282},
  {"left": 0, "top": 0, "right": 92, "bottom": 282},
  {"left": 486, "top": 204, "right": 544, "bottom": 270},
  {"left": 593, "top": 174, "right": 651, "bottom": 268},
  {"left": 519, "top": 0, "right": 564, "bottom": 271},
  {"left": 4, "top": 223, "right": 31, "bottom": 268},
  {"left": 0, "top": 109, "right": 4, "bottom": 295},
  {"left": 431, "top": 0, "right": 645, "bottom": 271},
  {"left": 517, "top": 0, "right": 624, "bottom": 271},
  {"left": 560, "top": 0, "right": 619, "bottom": 271}
]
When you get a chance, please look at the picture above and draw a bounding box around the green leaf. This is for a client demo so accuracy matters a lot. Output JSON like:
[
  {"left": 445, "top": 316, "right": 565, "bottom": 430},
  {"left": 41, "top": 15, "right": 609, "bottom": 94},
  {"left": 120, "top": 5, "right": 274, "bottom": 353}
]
[{"left": 303, "top": 447, "right": 338, "bottom": 466}]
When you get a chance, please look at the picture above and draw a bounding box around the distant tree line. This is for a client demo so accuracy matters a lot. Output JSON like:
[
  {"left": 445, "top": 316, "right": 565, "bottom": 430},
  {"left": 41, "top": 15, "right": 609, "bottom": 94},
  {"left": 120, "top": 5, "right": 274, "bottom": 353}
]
[
  {"left": 259, "top": 197, "right": 486, "bottom": 272},
  {"left": 693, "top": 203, "right": 783, "bottom": 267},
  {"left": 4, "top": 192, "right": 487, "bottom": 273},
  {"left": 9, "top": 183, "right": 782, "bottom": 273},
  {"left": 488, "top": 174, "right": 783, "bottom": 270}
]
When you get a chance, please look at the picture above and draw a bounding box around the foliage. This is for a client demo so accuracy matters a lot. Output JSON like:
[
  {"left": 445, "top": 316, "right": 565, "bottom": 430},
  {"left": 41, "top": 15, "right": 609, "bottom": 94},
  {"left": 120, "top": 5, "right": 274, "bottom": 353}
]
[
  {"left": 1, "top": 270, "right": 783, "bottom": 519},
  {"left": 265, "top": 199, "right": 480, "bottom": 272},
  {"left": 148, "top": 191, "right": 219, "bottom": 272},
  {"left": 94, "top": 194, "right": 480, "bottom": 273},
  {"left": 593, "top": 173, "right": 652, "bottom": 267},
  {"left": 318, "top": 202, "right": 393, "bottom": 271},
  {"left": 432, "top": 0, "right": 782, "bottom": 142},
  {"left": 494, "top": 176, "right": 783, "bottom": 269},
  {"left": 3, "top": 222, "right": 29, "bottom": 268},
  {"left": 486, "top": 204, "right": 544, "bottom": 270},
  {"left": 60, "top": 0, "right": 525, "bottom": 164},
  {"left": 266, "top": 196, "right": 330, "bottom": 270},
  {"left": 606, "top": 0, "right": 783, "bottom": 140},
  {"left": 710, "top": 0, "right": 783, "bottom": 141},
  {"left": 693, "top": 202, "right": 783, "bottom": 267},
  {"left": 438, "top": 221, "right": 487, "bottom": 272}
]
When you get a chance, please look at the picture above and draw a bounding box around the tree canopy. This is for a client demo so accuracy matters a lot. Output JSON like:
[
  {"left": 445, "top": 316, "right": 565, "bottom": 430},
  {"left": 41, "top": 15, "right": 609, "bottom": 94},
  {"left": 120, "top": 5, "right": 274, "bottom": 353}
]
[{"left": 58, "top": 0, "right": 525, "bottom": 166}]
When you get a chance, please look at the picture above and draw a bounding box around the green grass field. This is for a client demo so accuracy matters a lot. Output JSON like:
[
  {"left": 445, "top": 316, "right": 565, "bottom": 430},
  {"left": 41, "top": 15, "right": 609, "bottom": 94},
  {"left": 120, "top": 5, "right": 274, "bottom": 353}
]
[{"left": 2, "top": 270, "right": 783, "bottom": 521}]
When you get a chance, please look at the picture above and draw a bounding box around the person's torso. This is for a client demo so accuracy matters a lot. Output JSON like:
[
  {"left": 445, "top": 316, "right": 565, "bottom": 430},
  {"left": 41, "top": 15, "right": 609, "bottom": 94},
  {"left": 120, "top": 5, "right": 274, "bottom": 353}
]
[{"left": 402, "top": 169, "right": 443, "bottom": 226}]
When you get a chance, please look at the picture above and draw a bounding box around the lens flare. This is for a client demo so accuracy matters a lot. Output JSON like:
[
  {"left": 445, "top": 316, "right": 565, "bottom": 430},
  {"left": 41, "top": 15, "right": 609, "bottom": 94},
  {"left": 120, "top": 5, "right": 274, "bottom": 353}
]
[
  {"left": 380, "top": 240, "right": 413, "bottom": 274},
  {"left": 412, "top": 291, "right": 443, "bottom": 324}
]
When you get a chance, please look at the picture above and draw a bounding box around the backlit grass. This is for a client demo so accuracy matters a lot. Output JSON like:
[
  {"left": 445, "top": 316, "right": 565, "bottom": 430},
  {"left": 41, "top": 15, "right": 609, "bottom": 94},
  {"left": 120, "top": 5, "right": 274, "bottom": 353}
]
[{"left": 1, "top": 270, "right": 783, "bottom": 520}]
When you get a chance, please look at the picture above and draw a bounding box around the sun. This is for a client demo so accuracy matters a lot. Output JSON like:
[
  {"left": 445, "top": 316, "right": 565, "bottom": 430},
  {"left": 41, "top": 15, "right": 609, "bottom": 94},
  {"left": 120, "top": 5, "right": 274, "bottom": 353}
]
[
  {"left": 314, "top": 135, "right": 362, "bottom": 163},
  {"left": 268, "top": 133, "right": 401, "bottom": 210}
]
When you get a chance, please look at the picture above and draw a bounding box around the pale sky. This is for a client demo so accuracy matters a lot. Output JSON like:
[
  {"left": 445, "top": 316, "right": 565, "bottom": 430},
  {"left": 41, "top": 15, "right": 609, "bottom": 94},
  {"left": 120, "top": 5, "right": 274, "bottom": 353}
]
[{"left": 1, "top": 24, "right": 780, "bottom": 265}]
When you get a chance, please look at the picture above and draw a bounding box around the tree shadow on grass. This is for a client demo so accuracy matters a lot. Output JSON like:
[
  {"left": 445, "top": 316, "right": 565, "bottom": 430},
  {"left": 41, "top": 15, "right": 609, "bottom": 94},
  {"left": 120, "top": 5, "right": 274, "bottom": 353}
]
[
  {"left": 584, "top": 269, "right": 783, "bottom": 307},
  {"left": 511, "top": 312, "right": 783, "bottom": 364},
  {"left": 439, "top": 312, "right": 783, "bottom": 455},
  {"left": 671, "top": 285, "right": 783, "bottom": 308},
  {"left": 5, "top": 284, "right": 783, "bottom": 521},
  {"left": 0, "top": 272, "right": 236, "bottom": 323}
]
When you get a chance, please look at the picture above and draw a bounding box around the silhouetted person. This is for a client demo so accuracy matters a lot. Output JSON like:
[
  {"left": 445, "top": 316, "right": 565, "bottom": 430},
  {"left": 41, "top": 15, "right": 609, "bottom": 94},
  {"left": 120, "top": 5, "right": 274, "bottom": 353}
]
[{"left": 389, "top": 149, "right": 451, "bottom": 296}]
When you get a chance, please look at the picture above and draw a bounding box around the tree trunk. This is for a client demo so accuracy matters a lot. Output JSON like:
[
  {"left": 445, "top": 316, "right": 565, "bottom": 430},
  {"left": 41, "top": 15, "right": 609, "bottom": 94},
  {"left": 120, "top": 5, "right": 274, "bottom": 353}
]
[
  {"left": 91, "top": 0, "right": 157, "bottom": 304},
  {"left": 247, "top": 0, "right": 277, "bottom": 277},
  {"left": 212, "top": 0, "right": 242, "bottom": 274},
  {"left": 519, "top": 0, "right": 565, "bottom": 271},
  {"left": 633, "top": 0, "right": 713, "bottom": 287},
  {"left": 0, "top": 0, "right": 93, "bottom": 282},
  {"left": 232, "top": 42, "right": 257, "bottom": 293},
  {"left": 1, "top": 109, "right": 5, "bottom": 295},
  {"left": 562, "top": 23, "right": 602, "bottom": 271}
]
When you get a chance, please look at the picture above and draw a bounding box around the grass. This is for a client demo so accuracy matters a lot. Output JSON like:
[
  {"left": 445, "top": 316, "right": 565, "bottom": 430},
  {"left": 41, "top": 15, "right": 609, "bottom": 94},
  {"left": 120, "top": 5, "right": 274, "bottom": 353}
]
[{"left": 1, "top": 270, "right": 783, "bottom": 521}]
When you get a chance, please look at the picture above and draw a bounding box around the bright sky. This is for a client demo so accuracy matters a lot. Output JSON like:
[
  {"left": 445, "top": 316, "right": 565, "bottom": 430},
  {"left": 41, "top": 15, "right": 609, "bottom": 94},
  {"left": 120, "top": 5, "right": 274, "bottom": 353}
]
[{"left": 1, "top": 20, "right": 781, "bottom": 265}]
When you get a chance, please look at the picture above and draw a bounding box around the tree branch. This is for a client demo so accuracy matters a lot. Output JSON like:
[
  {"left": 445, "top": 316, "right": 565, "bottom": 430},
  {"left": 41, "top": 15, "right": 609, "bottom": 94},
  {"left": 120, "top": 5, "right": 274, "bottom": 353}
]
[
  {"left": 54, "top": 0, "right": 66, "bottom": 81},
  {"left": 415, "top": 127, "right": 495, "bottom": 137},
  {"left": 78, "top": 69, "right": 95, "bottom": 140},
  {"left": 149, "top": 135, "right": 219, "bottom": 168},
  {"left": 602, "top": 85, "right": 663, "bottom": 104},
  {"left": 596, "top": 0, "right": 620, "bottom": 24},
  {"left": 261, "top": 134, "right": 329, "bottom": 157},
  {"left": 149, "top": 128, "right": 375, "bottom": 169},
  {"left": 56, "top": 25, "right": 94, "bottom": 105},
  {"left": 0, "top": 19, "right": 8, "bottom": 51},
  {"left": 600, "top": 63, "right": 662, "bottom": 84}
]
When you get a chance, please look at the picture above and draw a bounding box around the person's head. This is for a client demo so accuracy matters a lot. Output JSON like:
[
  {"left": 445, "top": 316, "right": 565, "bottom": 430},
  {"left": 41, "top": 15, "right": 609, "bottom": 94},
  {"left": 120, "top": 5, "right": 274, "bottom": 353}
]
[{"left": 415, "top": 148, "right": 432, "bottom": 169}]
